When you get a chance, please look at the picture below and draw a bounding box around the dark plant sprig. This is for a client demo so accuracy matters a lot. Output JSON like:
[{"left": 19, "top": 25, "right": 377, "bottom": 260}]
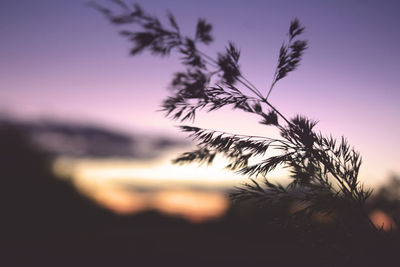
[
  {"left": 91, "top": 1, "right": 267, "bottom": 122},
  {"left": 96, "top": 2, "right": 378, "bottom": 232},
  {"left": 173, "top": 147, "right": 216, "bottom": 166},
  {"left": 266, "top": 18, "right": 308, "bottom": 100},
  {"left": 176, "top": 125, "right": 288, "bottom": 170}
]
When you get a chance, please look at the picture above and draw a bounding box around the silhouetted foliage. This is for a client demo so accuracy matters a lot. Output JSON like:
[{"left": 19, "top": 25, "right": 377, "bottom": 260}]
[
  {"left": 93, "top": 2, "right": 400, "bottom": 265},
  {"left": 93, "top": 1, "right": 380, "bottom": 232}
]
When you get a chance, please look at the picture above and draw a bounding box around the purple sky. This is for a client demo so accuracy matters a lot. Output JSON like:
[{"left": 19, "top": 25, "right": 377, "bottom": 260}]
[{"left": 1, "top": 0, "right": 400, "bottom": 183}]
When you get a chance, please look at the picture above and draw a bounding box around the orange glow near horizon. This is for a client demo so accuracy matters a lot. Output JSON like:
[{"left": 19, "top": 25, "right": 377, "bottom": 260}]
[
  {"left": 91, "top": 186, "right": 150, "bottom": 215},
  {"left": 153, "top": 190, "right": 228, "bottom": 223},
  {"left": 78, "top": 184, "right": 229, "bottom": 222},
  {"left": 54, "top": 155, "right": 232, "bottom": 222},
  {"left": 369, "top": 210, "right": 397, "bottom": 231}
]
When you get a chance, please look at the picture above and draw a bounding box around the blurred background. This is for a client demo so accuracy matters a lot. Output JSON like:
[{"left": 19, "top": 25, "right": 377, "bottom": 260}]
[{"left": 1, "top": 0, "right": 400, "bottom": 266}]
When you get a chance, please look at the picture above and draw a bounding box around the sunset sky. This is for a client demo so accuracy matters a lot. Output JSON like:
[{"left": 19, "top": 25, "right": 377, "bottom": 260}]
[{"left": 1, "top": 0, "right": 400, "bottom": 185}]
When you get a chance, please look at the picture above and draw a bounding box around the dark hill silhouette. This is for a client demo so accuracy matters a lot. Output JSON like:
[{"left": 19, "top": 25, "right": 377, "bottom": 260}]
[
  {"left": 1, "top": 122, "right": 399, "bottom": 266},
  {"left": 0, "top": 118, "right": 186, "bottom": 158}
]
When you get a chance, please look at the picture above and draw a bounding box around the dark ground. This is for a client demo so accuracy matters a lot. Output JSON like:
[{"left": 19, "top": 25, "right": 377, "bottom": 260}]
[{"left": 1, "top": 122, "right": 399, "bottom": 267}]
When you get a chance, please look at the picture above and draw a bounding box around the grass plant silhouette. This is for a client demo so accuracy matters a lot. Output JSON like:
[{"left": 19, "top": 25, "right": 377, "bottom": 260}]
[
  {"left": 91, "top": 1, "right": 382, "bottom": 233},
  {"left": 3, "top": 3, "right": 400, "bottom": 265}
]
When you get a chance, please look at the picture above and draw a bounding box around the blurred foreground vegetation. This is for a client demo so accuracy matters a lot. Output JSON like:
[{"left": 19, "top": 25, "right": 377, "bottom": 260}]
[{"left": 1, "top": 122, "right": 400, "bottom": 267}]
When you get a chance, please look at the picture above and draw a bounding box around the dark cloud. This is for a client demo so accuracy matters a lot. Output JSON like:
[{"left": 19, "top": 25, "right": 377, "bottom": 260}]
[{"left": 0, "top": 118, "right": 187, "bottom": 159}]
